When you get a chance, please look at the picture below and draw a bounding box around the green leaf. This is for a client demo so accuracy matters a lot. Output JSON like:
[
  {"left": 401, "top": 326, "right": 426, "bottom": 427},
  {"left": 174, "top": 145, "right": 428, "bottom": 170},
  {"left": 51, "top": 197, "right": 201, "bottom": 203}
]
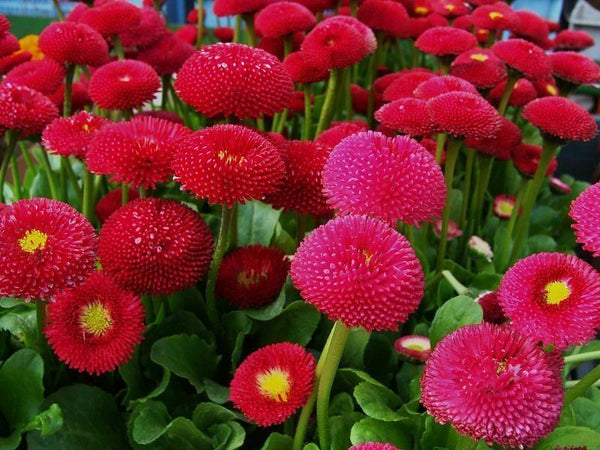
[
  {"left": 255, "top": 301, "right": 320, "bottom": 346},
  {"left": 331, "top": 412, "right": 364, "bottom": 450},
  {"left": 261, "top": 432, "right": 293, "bottom": 450},
  {"left": 303, "top": 444, "right": 319, "bottom": 450},
  {"left": 429, "top": 295, "right": 483, "bottom": 346},
  {"left": 243, "top": 289, "right": 286, "bottom": 321},
  {"left": 536, "top": 426, "right": 600, "bottom": 449},
  {"left": 572, "top": 397, "right": 600, "bottom": 431},
  {"left": 27, "top": 384, "right": 129, "bottom": 450},
  {"left": 527, "top": 234, "right": 557, "bottom": 253},
  {"left": 350, "top": 418, "right": 412, "bottom": 449},
  {"left": 192, "top": 403, "right": 240, "bottom": 430},
  {"left": 330, "top": 392, "right": 355, "bottom": 416},
  {"left": 353, "top": 382, "right": 403, "bottom": 422},
  {"left": 22, "top": 404, "right": 63, "bottom": 437},
  {"left": 222, "top": 311, "right": 252, "bottom": 369},
  {"left": 0, "top": 430, "right": 21, "bottom": 450},
  {"left": 338, "top": 368, "right": 387, "bottom": 388},
  {"left": 341, "top": 328, "right": 370, "bottom": 369},
  {"left": 0, "top": 349, "right": 44, "bottom": 428},
  {"left": 204, "top": 379, "right": 230, "bottom": 405},
  {"left": 558, "top": 404, "right": 576, "bottom": 427},
  {"left": 150, "top": 334, "right": 219, "bottom": 393},
  {"left": 271, "top": 222, "right": 296, "bottom": 254},
  {"left": 237, "top": 201, "right": 282, "bottom": 246},
  {"left": 0, "top": 303, "right": 36, "bottom": 346}
]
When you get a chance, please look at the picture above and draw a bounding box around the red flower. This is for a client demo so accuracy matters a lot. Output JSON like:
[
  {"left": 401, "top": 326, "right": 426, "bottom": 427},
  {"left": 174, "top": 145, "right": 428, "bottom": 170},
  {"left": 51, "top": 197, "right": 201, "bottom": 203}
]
[
  {"left": 283, "top": 51, "right": 330, "bottom": 84},
  {"left": 511, "top": 143, "right": 557, "bottom": 178},
  {"left": 255, "top": 1, "right": 316, "bottom": 38},
  {"left": 80, "top": 0, "right": 142, "bottom": 37},
  {"left": 421, "top": 323, "right": 563, "bottom": 448},
  {"left": 98, "top": 198, "right": 214, "bottom": 295},
  {"left": 213, "top": 26, "right": 235, "bottom": 43},
  {"left": 0, "top": 15, "right": 9, "bottom": 38},
  {"left": 87, "top": 116, "right": 191, "bottom": 189},
  {"left": 499, "top": 252, "right": 600, "bottom": 349},
  {"left": 475, "top": 291, "right": 507, "bottom": 324},
  {"left": 382, "top": 71, "right": 436, "bottom": 101},
  {"left": 0, "top": 198, "right": 97, "bottom": 300},
  {"left": 292, "top": 0, "right": 335, "bottom": 12},
  {"left": 533, "top": 77, "right": 559, "bottom": 97},
  {"left": 213, "top": 0, "right": 275, "bottom": 16},
  {"left": 217, "top": 245, "right": 289, "bottom": 308},
  {"left": 570, "top": 181, "right": 600, "bottom": 257},
  {"left": 393, "top": 335, "right": 431, "bottom": 362},
  {"left": 357, "top": 0, "right": 410, "bottom": 38},
  {"left": 465, "top": 116, "right": 522, "bottom": 160},
  {"left": 491, "top": 38, "right": 551, "bottom": 80},
  {"left": 315, "top": 121, "right": 369, "bottom": 148},
  {"left": 549, "top": 176, "right": 571, "bottom": 195},
  {"left": 450, "top": 48, "right": 507, "bottom": 89},
  {"left": 44, "top": 272, "right": 145, "bottom": 375},
  {"left": 415, "top": 26, "right": 477, "bottom": 56},
  {"left": 137, "top": 34, "right": 195, "bottom": 76},
  {"left": 375, "top": 98, "right": 436, "bottom": 137},
  {"left": 433, "top": 219, "right": 461, "bottom": 239},
  {"left": 550, "top": 51, "right": 600, "bottom": 86},
  {"left": 258, "top": 33, "right": 304, "bottom": 61},
  {"left": 42, "top": 111, "right": 110, "bottom": 159},
  {"left": 290, "top": 215, "right": 424, "bottom": 331},
  {"left": 230, "top": 342, "right": 316, "bottom": 426},
  {"left": 175, "top": 43, "right": 293, "bottom": 119},
  {"left": 0, "top": 52, "right": 33, "bottom": 76},
  {"left": 172, "top": 124, "right": 285, "bottom": 206},
  {"left": 0, "top": 83, "right": 58, "bottom": 136},
  {"left": 350, "top": 444, "right": 398, "bottom": 450},
  {"left": 471, "top": 2, "right": 516, "bottom": 30},
  {"left": 3, "top": 59, "right": 65, "bottom": 95},
  {"left": 89, "top": 60, "right": 160, "bottom": 110},
  {"left": 173, "top": 24, "right": 198, "bottom": 46},
  {"left": 554, "top": 29, "right": 594, "bottom": 51},
  {"left": 186, "top": 7, "right": 205, "bottom": 24},
  {"left": 511, "top": 10, "right": 550, "bottom": 48},
  {"left": 492, "top": 194, "right": 517, "bottom": 219},
  {"left": 489, "top": 78, "right": 537, "bottom": 107},
  {"left": 0, "top": 33, "right": 19, "bottom": 57},
  {"left": 522, "top": 96, "right": 598, "bottom": 142},
  {"left": 39, "top": 22, "right": 108, "bottom": 66},
  {"left": 119, "top": 7, "right": 166, "bottom": 49},
  {"left": 414, "top": 75, "right": 478, "bottom": 100},
  {"left": 95, "top": 187, "right": 140, "bottom": 223}
]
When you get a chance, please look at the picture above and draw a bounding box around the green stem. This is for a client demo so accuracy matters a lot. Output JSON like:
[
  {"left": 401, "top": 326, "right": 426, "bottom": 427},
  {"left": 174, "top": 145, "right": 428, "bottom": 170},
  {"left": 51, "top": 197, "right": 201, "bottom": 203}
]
[
  {"left": 276, "top": 109, "right": 288, "bottom": 134},
  {"left": 302, "top": 85, "right": 312, "bottom": 141},
  {"left": 38, "top": 150, "right": 60, "bottom": 200},
  {"left": 315, "top": 69, "right": 340, "bottom": 138},
  {"left": 472, "top": 154, "right": 494, "bottom": 232},
  {"left": 205, "top": 205, "right": 233, "bottom": 328},
  {"left": 52, "top": 0, "right": 64, "bottom": 20},
  {"left": 497, "top": 75, "right": 518, "bottom": 117},
  {"left": 121, "top": 182, "right": 129, "bottom": 205},
  {"left": 196, "top": 0, "right": 203, "bottom": 49},
  {"left": 296, "top": 213, "right": 306, "bottom": 246},
  {"left": 243, "top": 14, "right": 256, "bottom": 47},
  {"left": 565, "top": 379, "right": 600, "bottom": 389},
  {"left": 366, "top": 32, "right": 384, "bottom": 127},
  {"left": 233, "top": 15, "right": 242, "bottom": 43},
  {"left": 459, "top": 148, "right": 475, "bottom": 230},
  {"left": 63, "top": 158, "right": 82, "bottom": 200},
  {"left": 229, "top": 203, "right": 238, "bottom": 249},
  {"left": 435, "top": 138, "right": 461, "bottom": 272},
  {"left": 564, "top": 350, "right": 600, "bottom": 365},
  {"left": 442, "top": 270, "right": 468, "bottom": 295},
  {"left": 496, "top": 177, "right": 527, "bottom": 271},
  {"left": 139, "top": 186, "right": 147, "bottom": 198},
  {"left": 435, "top": 132, "right": 447, "bottom": 165},
  {"left": 564, "top": 364, "right": 600, "bottom": 406},
  {"left": 283, "top": 35, "right": 293, "bottom": 58},
  {"left": 0, "top": 131, "right": 18, "bottom": 203},
  {"left": 161, "top": 76, "right": 171, "bottom": 110},
  {"left": 316, "top": 320, "right": 350, "bottom": 450},
  {"left": 82, "top": 169, "right": 94, "bottom": 221},
  {"left": 63, "top": 64, "right": 75, "bottom": 117},
  {"left": 10, "top": 153, "right": 21, "bottom": 200},
  {"left": 19, "top": 142, "right": 36, "bottom": 175},
  {"left": 113, "top": 35, "right": 125, "bottom": 60}
]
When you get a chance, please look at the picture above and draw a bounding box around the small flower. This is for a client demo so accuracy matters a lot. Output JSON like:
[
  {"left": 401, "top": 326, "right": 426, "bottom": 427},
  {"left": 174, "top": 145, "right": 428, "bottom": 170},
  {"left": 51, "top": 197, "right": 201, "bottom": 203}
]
[
  {"left": 255, "top": 1, "right": 316, "bottom": 38},
  {"left": 414, "top": 75, "right": 478, "bottom": 100},
  {"left": 230, "top": 342, "right": 316, "bottom": 426},
  {"left": 80, "top": 0, "right": 142, "bottom": 37},
  {"left": 511, "top": 143, "right": 557, "bottom": 178},
  {"left": 42, "top": 111, "right": 110, "bottom": 159},
  {"left": 119, "top": 6, "right": 165, "bottom": 49},
  {"left": 137, "top": 34, "right": 195, "bottom": 76},
  {"left": 393, "top": 335, "right": 431, "bottom": 362},
  {"left": 433, "top": 219, "right": 462, "bottom": 239},
  {"left": 350, "top": 444, "right": 399, "bottom": 450},
  {"left": 549, "top": 177, "right": 572, "bottom": 195},
  {"left": 357, "top": 0, "right": 410, "bottom": 38},
  {"left": 470, "top": 2, "right": 517, "bottom": 31},
  {"left": 468, "top": 235, "right": 493, "bottom": 261},
  {"left": 213, "top": 0, "right": 275, "bottom": 17},
  {"left": 95, "top": 187, "right": 140, "bottom": 224},
  {"left": 570, "top": 181, "right": 600, "bottom": 256},
  {"left": 492, "top": 38, "right": 551, "bottom": 80},
  {"left": 450, "top": 48, "right": 507, "bottom": 89},
  {"left": 550, "top": 51, "right": 600, "bottom": 86},
  {"left": 512, "top": 10, "right": 552, "bottom": 48},
  {"left": 3, "top": 59, "right": 65, "bottom": 95},
  {"left": 489, "top": 78, "right": 537, "bottom": 108},
  {"left": 375, "top": 98, "right": 436, "bottom": 137},
  {"left": 554, "top": 29, "right": 594, "bottom": 51},
  {"left": 38, "top": 22, "right": 108, "bottom": 67},
  {"left": 493, "top": 194, "right": 517, "bottom": 219},
  {"left": 383, "top": 71, "right": 436, "bottom": 101},
  {"left": 315, "top": 121, "right": 369, "bottom": 148},
  {"left": 213, "top": 26, "right": 235, "bottom": 43},
  {"left": 283, "top": 51, "right": 330, "bottom": 84},
  {"left": 474, "top": 291, "right": 507, "bottom": 325},
  {"left": 415, "top": 26, "right": 477, "bottom": 56},
  {"left": 0, "top": 83, "right": 58, "bottom": 135},
  {"left": 465, "top": 117, "right": 522, "bottom": 160}
]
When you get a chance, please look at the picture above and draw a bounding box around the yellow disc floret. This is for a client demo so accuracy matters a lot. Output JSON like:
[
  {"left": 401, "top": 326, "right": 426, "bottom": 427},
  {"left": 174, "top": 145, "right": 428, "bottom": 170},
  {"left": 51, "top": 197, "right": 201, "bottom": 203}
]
[
  {"left": 544, "top": 281, "right": 571, "bottom": 305},
  {"left": 79, "top": 301, "right": 113, "bottom": 335},
  {"left": 18, "top": 229, "right": 48, "bottom": 254},
  {"left": 257, "top": 368, "right": 291, "bottom": 402}
]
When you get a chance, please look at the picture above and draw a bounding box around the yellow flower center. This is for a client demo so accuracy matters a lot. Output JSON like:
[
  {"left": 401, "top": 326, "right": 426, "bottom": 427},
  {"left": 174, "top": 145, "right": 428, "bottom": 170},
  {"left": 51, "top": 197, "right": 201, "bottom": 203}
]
[
  {"left": 257, "top": 368, "right": 291, "bottom": 403},
  {"left": 496, "top": 359, "right": 508, "bottom": 374},
  {"left": 544, "top": 281, "right": 571, "bottom": 305},
  {"left": 415, "top": 6, "right": 429, "bottom": 14},
  {"left": 497, "top": 201, "right": 514, "bottom": 216},
  {"left": 82, "top": 123, "right": 91, "bottom": 132},
  {"left": 18, "top": 229, "right": 48, "bottom": 254},
  {"left": 18, "top": 34, "right": 43, "bottom": 61},
  {"left": 445, "top": 4, "right": 455, "bottom": 11},
  {"left": 406, "top": 344, "right": 425, "bottom": 350},
  {"left": 79, "top": 301, "right": 113, "bottom": 336},
  {"left": 237, "top": 269, "right": 267, "bottom": 288},
  {"left": 489, "top": 11, "right": 504, "bottom": 20},
  {"left": 470, "top": 53, "right": 489, "bottom": 62},
  {"left": 218, "top": 150, "right": 245, "bottom": 165},
  {"left": 546, "top": 84, "right": 558, "bottom": 96}
]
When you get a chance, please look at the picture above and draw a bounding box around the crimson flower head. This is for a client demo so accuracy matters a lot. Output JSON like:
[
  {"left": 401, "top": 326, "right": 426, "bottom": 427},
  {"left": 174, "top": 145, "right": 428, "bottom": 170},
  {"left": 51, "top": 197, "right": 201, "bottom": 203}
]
[
  {"left": 38, "top": 22, "right": 108, "bottom": 66},
  {"left": 511, "top": 143, "right": 557, "bottom": 178},
  {"left": 570, "top": 181, "right": 600, "bottom": 257},
  {"left": 493, "top": 194, "right": 517, "bottom": 219},
  {"left": 492, "top": 38, "right": 551, "bottom": 80},
  {"left": 293, "top": 0, "right": 335, "bottom": 12},
  {"left": 217, "top": 245, "right": 289, "bottom": 309},
  {"left": 499, "top": 252, "right": 600, "bottom": 349},
  {"left": 522, "top": 96, "right": 598, "bottom": 142},
  {"left": 0, "top": 33, "right": 18, "bottom": 57},
  {"left": 119, "top": 7, "right": 166, "bottom": 49},
  {"left": 489, "top": 78, "right": 537, "bottom": 108},
  {"left": 427, "top": 91, "right": 501, "bottom": 140},
  {"left": 550, "top": 51, "right": 600, "bottom": 86},
  {"left": 421, "top": 323, "right": 563, "bottom": 448},
  {"left": 0, "top": 198, "right": 97, "bottom": 301},
  {"left": 230, "top": 342, "right": 316, "bottom": 426},
  {"left": 549, "top": 176, "right": 571, "bottom": 195},
  {"left": 265, "top": 140, "right": 332, "bottom": 217},
  {"left": 471, "top": 2, "right": 516, "bottom": 30},
  {"left": 450, "top": 48, "right": 507, "bottom": 89},
  {"left": 512, "top": 10, "right": 550, "bottom": 48},
  {"left": 291, "top": 215, "right": 424, "bottom": 331},
  {"left": 284, "top": 51, "right": 329, "bottom": 84},
  {"left": 137, "top": 34, "right": 195, "bottom": 76},
  {"left": 382, "top": 71, "right": 436, "bottom": 101},
  {"left": 47, "top": 80, "right": 92, "bottom": 115},
  {"left": 414, "top": 75, "right": 478, "bottom": 100},
  {"left": 301, "top": 16, "right": 376, "bottom": 70},
  {"left": 255, "top": 2, "right": 316, "bottom": 38},
  {"left": 554, "top": 29, "right": 594, "bottom": 51},
  {"left": 430, "top": 0, "right": 470, "bottom": 17},
  {"left": 42, "top": 111, "right": 110, "bottom": 159},
  {"left": 315, "top": 121, "right": 369, "bottom": 148},
  {"left": 44, "top": 272, "right": 145, "bottom": 375},
  {"left": 172, "top": 124, "right": 285, "bottom": 207},
  {"left": 357, "top": 0, "right": 410, "bottom": 38},
  {"left": 80, "top": 0, "right": 142, "bottom": 37},
  {"left": 533, "top": 77, "right": 559, "bottom": 97},
  {"left": 175, "top": 43, "right": 293, "bottom": 119},
  {"left": 393, "top": 335, "right": 431, "bottom": 362},
  {"left": 98, "top": 198, "right": 214, "bottom": 295},
  {"left": 213, "top": 26, "right": 234, "bottom": 43},
  {"left": 3, "top": 59, "right": 65, "bottom": 95},
  {"left": 375, "top": 98, "right": 436, "bottom": 137},
  {"left": 323, "top": 131, "right": 446, "bottom": 226},
  {"left": 350, "top": 444, "right": 398, "bottom": 450},
  {"left": 433, "top": 219, "right": 462, "bottom": 239},
  {"left": 95, "top": 187, "right": 139, "bottom": 224},
  {"left": 465, "top": 116, "right": 522, "bottom": 160},
  {"left": 475, "top": 291, "right": 507, "bottom": 324},
  {"left": 87, "top": 116, "right": 191, "bottom": 189},
  {"left": 415, "top": 26, "right": 477, "bottom": 56},
  {"left": 213, "top": 0, "right": 275, "bottom": 16},
  {"left": 89, "top": 60, "right": 160, "bottom": 110},
  {"left": 0, "top": 52, "right": 33, "bottom": 77},
  {"left": 0, "top": 83, "right": 58, "bottom": 136}
]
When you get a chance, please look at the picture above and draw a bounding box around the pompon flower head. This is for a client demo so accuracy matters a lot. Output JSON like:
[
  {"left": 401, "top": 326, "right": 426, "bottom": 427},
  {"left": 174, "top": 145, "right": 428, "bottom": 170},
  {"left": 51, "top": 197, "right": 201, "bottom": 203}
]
[
  {"left": 315, "top": 121, "right": 369, "bottom": 148},
  {"left": 98, "top": 198, "right": 214, "bottom": 295},
  {"left": 213, "top": 0, "right": 275, "bottom": 16},
  {"left": 433, "top": 219, "right": 462, "bottom": 239},
  {"left": 265, "top": 140, "right": 332, "bottom": 217},
  {"left": 80, "top": 0, "right": 142, "bottom": 37},
  {"left": 522, "top": 96, "right": 598, "bottom": 143},
  {"left": 511, "top": 143, "right": 557, "bottom": 178},
  {"left": 430, "top": 0, "right": 470, "bottom": 17},
  {"left": 294, "top": 0, "right": 335, "bottom": 12},
  {"left": 554, "top": 29, "right": 594, "bottom": 51},
  {"left": 550, "top": 51, "right": 600, "bottom": 86},
  {"left": 350, "top": 444, "right": 399, "bottom": 450},
  {"left": 0, "top": 52, "right": 33, "bottom": 76},
  {"left": 465, "top": 116, "right": 522, "bottom": 160},
  {"left": 534, "top": 77, "right": 563, "bottom": 97},
  {"left": 426, "top": 91, "right": 501, "bottom": 140},
  {"left": 119, "top": 7, "right": 165, "bottom": 49},
  {"left": 357, "top": 0, "right": 410, "bottom": 38},
  {"left": 450, "top": 48, "right": 507, "bottom": 89},
  {"left": 255, "top": 2, "right": 316, "bottom": 38},
  {"left": 300, "top": 16, "right": 376, "bottom": 70},
  {"left": 549, "top": 176, "right": 571, "bottom": 195},
  {"left": 213, "top": 26, "right": 235, "bottom": 43},
  {"left": 88, "top": 60, "right": 160, "bottom": 110},
  {"left": 421, "top": 323, "right": 563, "bottom": 448},
  {"left": 136, "top": 34, "right": 195, "bottom": 76},
  {"left": 0, "top": 198, "right": 97, "bottom": 300},
  {"left": 173, "top": 24, "right": 198, "bottom": 46},
  {"left": 468, "top": 235, "right": 493, "bottom": 261},
  {"left": 415, "top": 26, "right": 477, "bottom": 56},
  {"left": 475, "top": 291, "right": 507, "bottom": 324},
  {"left": 570, "top": 181, "right": 600, "bottom": 256},
  {"left": 498, "top": 252, "right": 600, "bottom": 350},
  {"left": 493, "top": 194, "right": 517, "bottom": 219},
  {"left": 258, "top": 33, "right": 304, "bottom": 61},
  {"left": 470, "top": 2, "right": 516, "bottom": 30},
  {"left": 414, "top": 75, "right": 478, "bottom": 100},
  {"left": 323, "top": 132, "right": 446, "bottom": 226},
  {"left": 394, "top": 335, "right": 431, "bottom": 362},
  {"left": 95, "top": 187, "right": 139, "bottom": 224},
  {"left": 86, "top": 116, "right": 192, "bottom": 189},
  {"left": 38, "top": 22, "right": 108, "bottom": 67},
  {"left": 0, "top": 33, "right": 18, "bottom": 57},
  {"left": 175, "top": 43, "right": 293, "bottom": 119},
  {"left": 44, "top": 272, "right": 145, "bottom": 375},
  {"left": 491, "top": 38, "right": 551, "bottom": 81},
  {"left": 374, "top": 98, "right": 436, "bottom": 137},
  {"left": 3, "top": 59, "right": 65, "bottom": 95},
  {"left": 172, "top": 124, "right": 285, "bottom": 207},
  {"left": 216, "top": 245, "right": 289, "bottom": 308},
  {"left": 512, "top": 10, "right": 550, "bottom": 48},
  {"left": 0, "top": 83, "right": 58, "bottom": 136},
  {"left": 382, "top": 71, "right": 436, "bottom": 101},
  {"left": 489, "top": 78, "right": 537, "bottom": 108},
  {"left": 230, "top": 342, "right": 316, "bottom": 426},
  {"left": 290, "top": 215, "right": 424, "bottom": 331},
  {"left": 42, "top": 111, "right": 110, "bottom": 159}
]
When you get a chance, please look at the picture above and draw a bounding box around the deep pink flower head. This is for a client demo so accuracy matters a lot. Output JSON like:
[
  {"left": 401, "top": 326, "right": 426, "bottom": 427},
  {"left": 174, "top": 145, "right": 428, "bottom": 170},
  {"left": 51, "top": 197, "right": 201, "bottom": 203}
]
[
  {"left": 315, "top": 121, "right": 369, "bottom": 148},
  {"left": 465, "top": 116, "right": 522, "bottom": 160},
  {"left": 570, "top": 181, "right": 600, "bottom": 257},
  {"left": 213, "top": 0, "right": 275, "bottom": 17},
  {"left": 511, "top": 143, "right": 557, "bottom": 178},
  {"left": 173, "top": 24, "right": 198, "bottom": 46},
  {"left": 450, "top": 48, "right": 507, "bottom": 89},
  {"left": 492, "top": 38, "right": 551, "bottom": 80},
  {"left": 415, "top": 26, "right": 477, "bottom": 56},
  {"left": 301, "top": 16, "right": 376, "bottom": 70},
  {"left": 323, "top": 131, "right": 446, "bottom": 226},
  {"left": 382, "top": 71, "right": 436, "bottom": 101},
  {"left": 95, "top": 187, "right": 140, "bottom": 224},
  {"left": 375, "top": 98, "right": 436, "bottom": 137},
  {"left": 293, "top": 0, "right": 335, "bottom": 12},
  {"left": 0, "top": 52, "right": 33, "bottom": 76},
  {"left": 89, "top": 60, "right": 160, "bottom": 110},
  {"left": 172, "top": 124, "right": 285, "bottom": 206},
  {"left": 393, "top": 335, "right": 431, "bottom": 362},
  {"left": 421, "top": 323, "right": 563, "bottom": 448},
  {"left": 430, "top": 0, "right": 470, "bottom": 17},
  {"left": 499, "top": 252, "right": 600, "bottom": 350},
  {"left": 522, "top": 96, "right": 598, "bottom": 142},
  {"left": 175, "top": 43, "right": 293, "bottom": 119},
  {"left": 554, "top": 29, "right": 594, "bottom": 51},
  {"left": 0, "top": 198, "right": 97, "bottom": 300},
  {"left": 38, "top": 22, "right": 108, "bottom": 66},
  {"left": 3, "top": 59, "right": 65, "bottom": 95},
  {"left": 414, "top": 75, "right": 478, "bottom": 100},
  {"left": 119, "top": 7, "right": 166, "bottom": 49},
  {"left": 357, "top": 0, "right": 410, "bottom": 37},
  {"left": 475, "top": 291, "right": 507, "bottom": 324},
  {"left": 533, "top": 77, "right": 559, "bottom": 97},
  {"left": 258, "top": 33, "right": 304, "bottom": 61},
  {"left": 427, "top": 91, "right": 501, "bottom": 140},
  {"left": 0, "top": 83, "right": 58, "bottom": 136},
  {"left": 42, "top": 111, "right": 110, "bottom": 159},
  {"left": 0, "top": 33, "right": 18, "bottom": 57},
  {"left": 80, "top": 0, "right": 142, "bottom": 37},
  {"left": 511, "top": 10, "right": 550, "bottom": 48},
  {"left": 137, "top": 34, "right": 194, "bottom": 76},
  {"left": 471, "top": 2, "right": 516, "bottom": 30},
  {"left": 255, "top": 2, "right": 316, "bottom": 38},
  {"left": 213, "top": 26, "right": 235, "bottom": 43},
  {"left": 350, "top": 444, "right": 398, "bottom": 450},
  {"left": 489, "top": 78, "right": 537, "bottom": 108},
  {"left": 291, "top": 215, "right": 424, "bottom": 331},
  {"left": 0, "top": 15, "right": 9, "bottom": 38},
  {"left": 550, "top": 51, "right": 600, "bottom": 86}
]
